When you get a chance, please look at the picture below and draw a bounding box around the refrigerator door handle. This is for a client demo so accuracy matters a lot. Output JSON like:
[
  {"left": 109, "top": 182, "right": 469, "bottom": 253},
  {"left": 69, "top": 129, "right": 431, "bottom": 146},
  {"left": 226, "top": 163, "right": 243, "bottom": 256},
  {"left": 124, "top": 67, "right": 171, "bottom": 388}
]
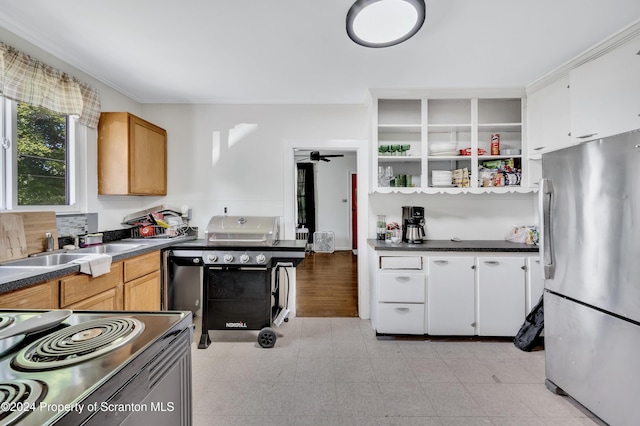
[{"left": 539, "top": 178, "right": 555, "bottom": 279}]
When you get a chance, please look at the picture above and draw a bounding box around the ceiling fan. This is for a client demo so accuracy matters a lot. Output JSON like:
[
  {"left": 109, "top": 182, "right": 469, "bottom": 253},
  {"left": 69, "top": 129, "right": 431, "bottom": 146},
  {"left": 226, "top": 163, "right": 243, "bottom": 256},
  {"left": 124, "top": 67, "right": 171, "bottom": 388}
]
[{"left": 309, "top": 151, "right": 344, "bottom": 162}]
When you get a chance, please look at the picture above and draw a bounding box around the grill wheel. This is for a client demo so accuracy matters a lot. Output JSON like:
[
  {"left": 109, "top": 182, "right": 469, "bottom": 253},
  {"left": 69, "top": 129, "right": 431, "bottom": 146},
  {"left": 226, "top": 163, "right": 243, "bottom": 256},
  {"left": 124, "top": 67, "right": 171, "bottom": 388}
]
[{"left": 257, "top": 327, "right": 276, "bottom": 348}]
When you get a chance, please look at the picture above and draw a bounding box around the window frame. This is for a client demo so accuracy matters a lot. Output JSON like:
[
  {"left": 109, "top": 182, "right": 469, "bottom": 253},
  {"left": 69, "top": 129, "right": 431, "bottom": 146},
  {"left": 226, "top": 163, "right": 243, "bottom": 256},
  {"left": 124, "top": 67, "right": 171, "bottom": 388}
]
[{"left": 1, "top": 97, "right": 84, "bottom": 213}]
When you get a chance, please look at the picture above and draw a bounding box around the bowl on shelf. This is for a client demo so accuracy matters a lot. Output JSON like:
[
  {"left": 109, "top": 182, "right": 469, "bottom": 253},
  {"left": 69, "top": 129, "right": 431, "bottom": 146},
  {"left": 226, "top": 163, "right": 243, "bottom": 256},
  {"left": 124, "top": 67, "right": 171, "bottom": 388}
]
[
  {"left": 500, "top": 148, "right": 521, "bottom": 155},
  {"left": 429, "top": 141, "right": 458, "bottom": 154}
]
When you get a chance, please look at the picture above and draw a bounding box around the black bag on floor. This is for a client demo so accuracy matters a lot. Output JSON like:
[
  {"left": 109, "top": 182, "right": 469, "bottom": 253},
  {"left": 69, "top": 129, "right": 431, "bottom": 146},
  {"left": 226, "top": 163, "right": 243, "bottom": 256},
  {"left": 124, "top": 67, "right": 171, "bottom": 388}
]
[{"left": 514, "top": 295, "right": 544, "bottom": 351}]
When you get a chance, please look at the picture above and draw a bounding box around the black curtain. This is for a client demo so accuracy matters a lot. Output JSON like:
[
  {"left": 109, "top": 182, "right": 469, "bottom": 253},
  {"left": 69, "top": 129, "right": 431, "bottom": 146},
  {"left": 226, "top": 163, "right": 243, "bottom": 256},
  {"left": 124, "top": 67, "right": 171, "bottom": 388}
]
[{"left": 296, "top": 163, "right": 316, "bottom": 242}]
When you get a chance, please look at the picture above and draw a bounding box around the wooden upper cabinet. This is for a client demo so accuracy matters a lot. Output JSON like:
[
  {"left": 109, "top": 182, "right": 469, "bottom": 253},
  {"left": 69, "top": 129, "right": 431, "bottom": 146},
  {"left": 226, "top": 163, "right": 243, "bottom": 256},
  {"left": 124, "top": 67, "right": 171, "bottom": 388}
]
[{"left": 98, "top": 112, "right": 167, "bottom": 195}]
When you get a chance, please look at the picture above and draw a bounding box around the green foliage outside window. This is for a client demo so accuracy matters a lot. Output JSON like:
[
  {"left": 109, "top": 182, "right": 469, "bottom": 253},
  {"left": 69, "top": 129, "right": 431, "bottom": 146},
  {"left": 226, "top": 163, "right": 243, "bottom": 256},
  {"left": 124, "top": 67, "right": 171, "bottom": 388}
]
[{"left": 16, "top": 103, "right": 68, "bottom": 205}]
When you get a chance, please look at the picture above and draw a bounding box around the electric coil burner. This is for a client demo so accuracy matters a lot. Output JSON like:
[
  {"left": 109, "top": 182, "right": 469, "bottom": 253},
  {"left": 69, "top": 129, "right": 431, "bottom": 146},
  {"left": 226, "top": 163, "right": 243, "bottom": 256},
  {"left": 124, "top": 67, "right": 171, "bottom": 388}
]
[
  {"left": 0, "top": 316, "right": 14, "bottom": 331},
  {"left": 0, "top": 309, "right": 192, "bottom": 426},
  {"left": 14, "top": 318, "right": 144, "bottom": 370},
  {"left": 0, "top": 379, "right": 45, "bottom": 425}
]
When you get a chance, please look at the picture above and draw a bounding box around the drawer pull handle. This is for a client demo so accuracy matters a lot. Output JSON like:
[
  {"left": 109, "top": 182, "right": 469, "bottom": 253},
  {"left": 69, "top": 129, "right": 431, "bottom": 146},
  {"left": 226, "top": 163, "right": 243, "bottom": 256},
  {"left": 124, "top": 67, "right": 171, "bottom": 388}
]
[
  {"left": 433, "top": 260, "right": 449, "bottom": 265},
  {"left": 484, "top": 261, "right": 499, "bottom": 265},
  {"left": 395, "top": 307, "right": 410, "bottom": 313},
  {"left": 395, "top": 276, "right": 411, "bottom": 282},
  {"left": 577, "top": 133, "right": 598, "bottom": 139},
  {"left": 533, "top": 146, "right": 545, "bottom": 151}
]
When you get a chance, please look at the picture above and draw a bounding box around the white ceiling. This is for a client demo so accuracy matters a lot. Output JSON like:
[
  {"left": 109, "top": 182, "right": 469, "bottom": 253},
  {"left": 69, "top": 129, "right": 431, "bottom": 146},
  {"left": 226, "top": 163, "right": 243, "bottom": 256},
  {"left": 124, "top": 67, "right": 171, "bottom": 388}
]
[{"left": 1, "top": 0, "right": 639, "bottom": 104}]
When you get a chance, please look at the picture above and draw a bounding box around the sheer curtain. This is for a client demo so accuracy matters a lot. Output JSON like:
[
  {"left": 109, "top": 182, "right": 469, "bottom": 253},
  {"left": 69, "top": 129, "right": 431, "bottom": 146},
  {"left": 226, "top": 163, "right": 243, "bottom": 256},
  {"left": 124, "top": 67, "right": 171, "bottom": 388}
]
[{"left": 0, "top": 42, "right": 101, "bottom": 128}]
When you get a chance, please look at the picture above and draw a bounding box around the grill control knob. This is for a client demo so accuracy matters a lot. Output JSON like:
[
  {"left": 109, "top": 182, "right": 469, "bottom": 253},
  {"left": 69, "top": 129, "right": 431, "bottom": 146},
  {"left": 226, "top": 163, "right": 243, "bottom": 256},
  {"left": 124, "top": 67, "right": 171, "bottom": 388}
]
[
  {"left": 206, "top": 254, "right": 217, "bottom": 263},
  {"left": 240, "top": 254, "right": 250, "bottom": 264},
  {"left": 256, "top": 253, "right": 266, "bottom": 264},
  {"left": 224, "top": 253, "right": 234, "bottom": 263}
]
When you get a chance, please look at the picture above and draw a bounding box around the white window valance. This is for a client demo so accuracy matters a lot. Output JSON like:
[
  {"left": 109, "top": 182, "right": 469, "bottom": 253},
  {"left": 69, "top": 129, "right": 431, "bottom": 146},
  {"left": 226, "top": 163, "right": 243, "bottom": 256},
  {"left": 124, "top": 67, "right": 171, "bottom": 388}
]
[{"left": 0, "top": 42, "right": 101, "bottom": 128}]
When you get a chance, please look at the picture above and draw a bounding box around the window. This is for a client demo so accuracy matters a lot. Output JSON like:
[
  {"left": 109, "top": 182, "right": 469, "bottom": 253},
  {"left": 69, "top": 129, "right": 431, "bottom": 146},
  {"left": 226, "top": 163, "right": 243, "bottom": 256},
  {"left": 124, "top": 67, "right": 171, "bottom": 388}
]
[{"left": 1, "top": 97, "right": 76, "bottom": 209}]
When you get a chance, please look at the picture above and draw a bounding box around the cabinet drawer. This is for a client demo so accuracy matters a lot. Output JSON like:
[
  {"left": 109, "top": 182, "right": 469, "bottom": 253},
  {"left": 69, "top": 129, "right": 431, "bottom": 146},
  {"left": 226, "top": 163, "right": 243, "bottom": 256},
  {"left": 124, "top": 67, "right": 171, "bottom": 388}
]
[
  {"left": 378, "top": 272, "right": 425, "bottom": 303},
  {"left": 377, "top": 303, "right": 425, "bottom": 335},
  {"left": 124, "top": 251, "right": 159, "bottom": 282},
  {"left": 60, "top": 262, "right": 123, "bottom": 307},
  {"left": 0, "top": 280, "right": 59, "bottom": 309},
  {"left": 65, "top": 285, "right": 123, "bottom": 311},
  {"left": 380, "top": 256, "right": 422, "bottom": 270}
]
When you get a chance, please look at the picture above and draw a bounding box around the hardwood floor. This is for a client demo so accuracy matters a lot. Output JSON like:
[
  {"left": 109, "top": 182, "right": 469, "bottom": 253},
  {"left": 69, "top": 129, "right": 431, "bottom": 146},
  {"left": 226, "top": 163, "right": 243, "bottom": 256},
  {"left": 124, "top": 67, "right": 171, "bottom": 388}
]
[{"left": 295, "top": 250, "right": 358, "bottom": 317}]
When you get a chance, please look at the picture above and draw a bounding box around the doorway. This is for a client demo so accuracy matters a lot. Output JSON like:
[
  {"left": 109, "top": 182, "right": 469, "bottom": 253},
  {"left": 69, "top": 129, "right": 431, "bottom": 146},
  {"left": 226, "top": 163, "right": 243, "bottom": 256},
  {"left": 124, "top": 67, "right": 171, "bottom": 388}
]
[
  {"left": 283, "top": 140, "right": 370, "bottom": 319},
  {"left": 294, "top": 150, "right": 357, "bottom": 317}
]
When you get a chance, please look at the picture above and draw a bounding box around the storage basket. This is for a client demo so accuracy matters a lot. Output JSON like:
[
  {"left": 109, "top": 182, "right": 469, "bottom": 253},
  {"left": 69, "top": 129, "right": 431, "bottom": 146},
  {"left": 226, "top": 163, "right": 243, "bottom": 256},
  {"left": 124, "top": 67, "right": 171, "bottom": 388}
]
[{"left": 313, "top": 231, "right": 335, "bottom": 253}]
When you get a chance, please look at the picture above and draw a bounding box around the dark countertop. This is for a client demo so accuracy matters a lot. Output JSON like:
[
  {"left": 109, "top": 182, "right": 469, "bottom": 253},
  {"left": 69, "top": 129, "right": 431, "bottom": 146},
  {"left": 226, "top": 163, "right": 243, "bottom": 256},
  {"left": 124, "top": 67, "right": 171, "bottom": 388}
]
[
  {"left": 367, "top": 239, "right": 539, "bottom": 252},
  {"left": 0, "top": 236, "right": 196, "bottom": 294}
]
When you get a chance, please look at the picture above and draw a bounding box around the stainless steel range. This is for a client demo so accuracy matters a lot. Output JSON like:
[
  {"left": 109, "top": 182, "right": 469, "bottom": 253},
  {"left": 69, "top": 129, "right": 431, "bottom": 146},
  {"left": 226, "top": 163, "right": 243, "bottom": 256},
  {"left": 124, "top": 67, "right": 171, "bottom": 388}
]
[
  {"left": 0, "top": 309, "right": 192, "bottom": 426},
  {"left": 162, "top": 216, "right": 305, "bottom": 349}
]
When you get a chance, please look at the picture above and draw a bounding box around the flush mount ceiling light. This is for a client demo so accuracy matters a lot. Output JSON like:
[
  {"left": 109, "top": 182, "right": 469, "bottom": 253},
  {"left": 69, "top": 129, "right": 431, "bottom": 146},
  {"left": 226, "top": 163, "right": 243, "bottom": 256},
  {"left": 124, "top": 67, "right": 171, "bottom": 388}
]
[{"left": 346, "top": 0, "right": 426, "bottom": 48}]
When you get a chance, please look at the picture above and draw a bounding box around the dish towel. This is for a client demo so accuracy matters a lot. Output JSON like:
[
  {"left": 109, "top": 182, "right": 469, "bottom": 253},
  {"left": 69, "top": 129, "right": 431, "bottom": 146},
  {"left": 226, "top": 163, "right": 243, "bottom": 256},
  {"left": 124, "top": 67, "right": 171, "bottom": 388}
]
[{"left": 70, "top": 254, "right": 112, "bottom": 277}]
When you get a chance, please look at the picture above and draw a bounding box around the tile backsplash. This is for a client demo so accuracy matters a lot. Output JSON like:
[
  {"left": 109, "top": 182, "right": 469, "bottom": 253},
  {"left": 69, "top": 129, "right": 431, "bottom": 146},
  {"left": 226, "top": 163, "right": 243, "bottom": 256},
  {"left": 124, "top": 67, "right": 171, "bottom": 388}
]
[{"left": 56, "top": 213, "right": 98, "bottom": 237}]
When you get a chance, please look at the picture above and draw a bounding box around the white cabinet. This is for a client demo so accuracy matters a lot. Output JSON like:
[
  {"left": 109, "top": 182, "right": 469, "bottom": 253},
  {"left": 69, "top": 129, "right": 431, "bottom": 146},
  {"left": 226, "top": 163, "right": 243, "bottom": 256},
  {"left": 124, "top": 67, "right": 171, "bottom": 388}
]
[
  {"left": 427, "top": 256, "right": 476, "bottom": 335},
  {"left": 375, "top": 256, "right": 425, "bottom": 335},
  {"left": 527, "top": 74, "right": 572, "bottom": 157},
  {"left": 570, "top": 34, "right": 640, "bottom": 142},
  {"left": 526, "top": 256, "right": 544, "bottom": 314},
  {"left": 372, "top": 251, "right": 535, "bottom": 337},
  {"left": 373, "top": 92, "right": 533, "bottom": 194},
  {"left": 476, "top": 257, "right": 526, "bottom": 336}
]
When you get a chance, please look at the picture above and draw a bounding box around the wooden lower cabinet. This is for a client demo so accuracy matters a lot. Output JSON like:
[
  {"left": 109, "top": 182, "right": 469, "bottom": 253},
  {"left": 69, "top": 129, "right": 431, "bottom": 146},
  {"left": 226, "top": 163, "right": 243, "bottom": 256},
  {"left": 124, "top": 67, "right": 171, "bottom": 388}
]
[
  {"left": 124, "top": 271, "right": 160, "bottom": 311},
  {"left": 0, "top": 279, "right": 59, "bottom": 309},
  {"left": 0, "top": 250, "right": 161, "bottom": 311},
  {"left": 59, "top": 262, "right": 123, "bottom": 308},
  {"left": 123, "top": 251, "right": 161, "bottom": 310},
  {"left": 65, "top": 285, "right": 124, "bottom": 310}
]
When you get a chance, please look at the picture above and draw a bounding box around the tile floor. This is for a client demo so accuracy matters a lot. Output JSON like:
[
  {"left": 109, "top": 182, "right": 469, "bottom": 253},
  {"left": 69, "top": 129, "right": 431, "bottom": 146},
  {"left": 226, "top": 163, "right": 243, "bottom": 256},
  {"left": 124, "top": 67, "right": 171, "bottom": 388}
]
[{"left": 191, "top": 317, "right": 601, "bottom": 426}]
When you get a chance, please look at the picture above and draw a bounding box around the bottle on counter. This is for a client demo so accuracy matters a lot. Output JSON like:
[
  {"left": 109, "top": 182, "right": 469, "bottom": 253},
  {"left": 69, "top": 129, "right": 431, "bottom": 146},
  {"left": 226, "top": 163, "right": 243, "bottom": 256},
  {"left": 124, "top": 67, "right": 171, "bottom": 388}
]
[
  {"left": 45, "top": 232, "right": 54, "bottom": 251},
  {"left": 376, "top": 215, "right": 386, "bottom": 240}
]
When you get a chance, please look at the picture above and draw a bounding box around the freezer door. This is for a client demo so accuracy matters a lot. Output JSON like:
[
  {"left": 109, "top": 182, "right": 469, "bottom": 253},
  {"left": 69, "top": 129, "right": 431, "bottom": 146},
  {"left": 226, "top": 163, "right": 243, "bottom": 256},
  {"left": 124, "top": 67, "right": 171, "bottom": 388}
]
[
  {"left": 545, "top": 292, "right": 640, "bottom": 426},
  {"left": 541, "top": 129, "right": 640, "bottom": 322}
]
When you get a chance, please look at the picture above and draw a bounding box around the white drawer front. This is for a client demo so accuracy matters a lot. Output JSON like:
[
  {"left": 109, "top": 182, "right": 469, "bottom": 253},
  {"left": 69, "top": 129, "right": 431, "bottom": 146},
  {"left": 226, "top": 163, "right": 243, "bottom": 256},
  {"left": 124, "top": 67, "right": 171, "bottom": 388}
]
[
  {"left": 377, "top": 303, "right": 425, "bottom": 335},
  {"left": 378, "top": 272, "right": 425, "bottom": 303},
  {"left": 380, "top": 256, "right": 422, "bottom": 270}
]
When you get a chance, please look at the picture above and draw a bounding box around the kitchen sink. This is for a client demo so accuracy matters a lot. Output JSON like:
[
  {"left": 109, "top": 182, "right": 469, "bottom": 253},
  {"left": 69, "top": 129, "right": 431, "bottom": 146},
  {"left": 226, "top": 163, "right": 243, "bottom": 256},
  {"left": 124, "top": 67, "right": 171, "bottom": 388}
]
[
  {"left": 76, "top": 243, "right": 142, "bottom": 254},
  {"left": 0, "top": 253, "right": 96, "bottom": 268}
]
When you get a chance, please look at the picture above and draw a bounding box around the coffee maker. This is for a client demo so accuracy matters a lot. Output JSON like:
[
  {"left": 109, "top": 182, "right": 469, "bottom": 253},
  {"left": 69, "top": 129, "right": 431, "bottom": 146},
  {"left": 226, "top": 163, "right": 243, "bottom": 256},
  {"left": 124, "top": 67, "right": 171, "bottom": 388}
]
[{"left": 402, "top": 206, "right": 426, "bottom": 244}]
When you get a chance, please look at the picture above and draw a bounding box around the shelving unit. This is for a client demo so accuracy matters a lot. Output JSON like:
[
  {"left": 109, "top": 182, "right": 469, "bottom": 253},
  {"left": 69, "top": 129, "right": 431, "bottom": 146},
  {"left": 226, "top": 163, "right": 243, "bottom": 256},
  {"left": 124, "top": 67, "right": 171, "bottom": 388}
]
[{"left": 373, "top": 92, "right": 531, "bottom": 194}]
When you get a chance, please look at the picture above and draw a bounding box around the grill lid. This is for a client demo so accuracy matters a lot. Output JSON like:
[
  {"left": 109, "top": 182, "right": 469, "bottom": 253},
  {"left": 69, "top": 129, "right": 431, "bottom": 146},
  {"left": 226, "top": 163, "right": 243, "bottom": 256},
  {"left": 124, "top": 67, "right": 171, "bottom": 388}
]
[{"left": 205, "top": 216, "right": 280, "bottom": 246}]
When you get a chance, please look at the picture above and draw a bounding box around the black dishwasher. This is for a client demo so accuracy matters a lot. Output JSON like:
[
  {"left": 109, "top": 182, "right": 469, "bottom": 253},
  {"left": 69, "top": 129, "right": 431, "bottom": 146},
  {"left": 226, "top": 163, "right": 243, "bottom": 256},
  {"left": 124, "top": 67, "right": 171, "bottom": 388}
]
[{"left": 163, "top": 250, "right": 203, "bottom": 315}]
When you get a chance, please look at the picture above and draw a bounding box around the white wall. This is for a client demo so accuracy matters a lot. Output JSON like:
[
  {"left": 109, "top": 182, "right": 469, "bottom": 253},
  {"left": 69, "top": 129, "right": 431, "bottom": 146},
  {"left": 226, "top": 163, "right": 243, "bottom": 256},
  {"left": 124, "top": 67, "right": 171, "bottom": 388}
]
[
  {"left": 369, "top": 192, "right": 538, "bottom": 241},
  {"left": 295, "top": 153, "right": 357, "bottom": 250},
  {"left": 139, "top": 104, "right": 368, "bottom": 236}
]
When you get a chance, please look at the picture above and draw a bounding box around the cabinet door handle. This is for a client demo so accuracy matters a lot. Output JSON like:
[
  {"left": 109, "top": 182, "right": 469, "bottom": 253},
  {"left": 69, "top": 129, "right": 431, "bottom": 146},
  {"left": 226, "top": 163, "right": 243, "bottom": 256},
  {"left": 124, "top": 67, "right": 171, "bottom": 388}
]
[
  {"left": 577, "top": 133, "right": 598, "bottom": 139},
  {"left": 433, "top": 260, "right": 449, "bottom": 265},
  {"left": 533, "top": 146, "right": 545, "bottom": 151},
  {"left": 395, "top": 307, "right": 410, "bottom": 313},
  {"left": 521, "top": 265, "right": 527, "bottom": 270},
  {"left": 395, "top": 276, "right": 411, "bottom": 282},
  {"left": 484, "top": 261, "right": 500, "bottom": 265}
]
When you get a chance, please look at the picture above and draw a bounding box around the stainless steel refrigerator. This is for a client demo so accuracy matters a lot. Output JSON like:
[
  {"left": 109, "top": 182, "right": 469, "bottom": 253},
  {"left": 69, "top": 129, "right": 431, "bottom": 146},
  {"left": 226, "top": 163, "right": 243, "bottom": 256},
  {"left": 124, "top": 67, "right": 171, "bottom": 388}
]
[{"left": 540, "top": 129, "right": 640, "bottom": 426}]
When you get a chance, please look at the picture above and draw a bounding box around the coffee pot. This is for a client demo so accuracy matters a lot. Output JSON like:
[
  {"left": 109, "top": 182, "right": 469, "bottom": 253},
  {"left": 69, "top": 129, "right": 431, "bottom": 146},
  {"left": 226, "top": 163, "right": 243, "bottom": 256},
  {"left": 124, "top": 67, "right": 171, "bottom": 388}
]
[
  {"left": 402, "top": 206, "right": 426, "bottom": 243},
  {"left": 404, "top": 219, "right": 426, "bottom": 244}
]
